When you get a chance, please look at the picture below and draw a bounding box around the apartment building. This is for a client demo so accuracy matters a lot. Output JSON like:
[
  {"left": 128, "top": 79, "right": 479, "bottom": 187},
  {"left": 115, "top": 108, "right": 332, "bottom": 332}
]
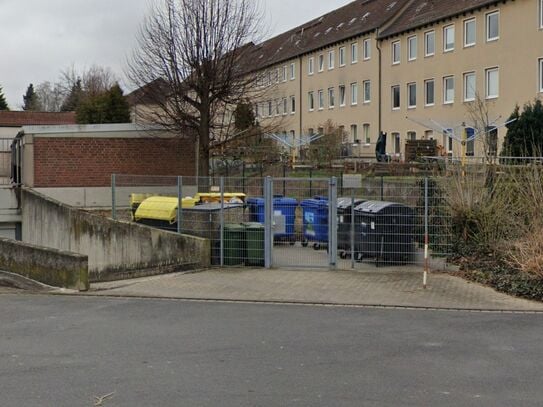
[
  {"left": 129, "top": 0, "right": 543, "bottom": 159},
  {"left": 252, "top": 0, "right": 543, "bottom": 159}
]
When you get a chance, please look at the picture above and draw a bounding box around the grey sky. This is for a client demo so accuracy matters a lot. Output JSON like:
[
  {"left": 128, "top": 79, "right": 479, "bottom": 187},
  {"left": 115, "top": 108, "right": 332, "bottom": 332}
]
[{"left": 0, "top": 0, "right": 352, "bottom": 109}]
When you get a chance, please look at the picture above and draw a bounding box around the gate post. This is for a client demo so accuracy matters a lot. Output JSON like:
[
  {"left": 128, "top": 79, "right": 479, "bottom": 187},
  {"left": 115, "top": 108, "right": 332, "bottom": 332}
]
[
  {"left": 328, "top": 177, "right": 338, "bottom": 269},
  {"left": 264, "top": 176, "right": 273, "bottom": 269}
]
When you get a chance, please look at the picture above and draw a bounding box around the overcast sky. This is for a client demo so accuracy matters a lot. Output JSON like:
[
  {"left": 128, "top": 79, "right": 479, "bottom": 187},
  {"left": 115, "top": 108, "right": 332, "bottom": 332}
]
[{"left": 0, "top": 0, "right": 352, "bottom": 109}]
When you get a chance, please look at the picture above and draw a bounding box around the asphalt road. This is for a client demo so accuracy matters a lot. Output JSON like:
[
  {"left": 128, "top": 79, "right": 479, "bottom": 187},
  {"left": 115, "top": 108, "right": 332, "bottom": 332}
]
[{"left": 1, "top": 294, "right": 543, "bottom": 407}]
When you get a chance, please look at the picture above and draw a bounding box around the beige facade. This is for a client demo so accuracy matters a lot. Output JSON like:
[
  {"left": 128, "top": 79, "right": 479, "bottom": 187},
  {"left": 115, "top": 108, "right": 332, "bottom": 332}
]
[{"left": 254, "top": 0, "right": 543, "bottom": 160}]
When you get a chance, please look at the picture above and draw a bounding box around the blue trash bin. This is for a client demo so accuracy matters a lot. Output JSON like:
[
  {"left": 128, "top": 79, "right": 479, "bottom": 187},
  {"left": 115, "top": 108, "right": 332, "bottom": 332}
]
[
  {"left": 301, "top": 197, "right": 329, "bottom": 250},
  {"left": 245, "top": 197, "right": 298, "bottom": 243}
]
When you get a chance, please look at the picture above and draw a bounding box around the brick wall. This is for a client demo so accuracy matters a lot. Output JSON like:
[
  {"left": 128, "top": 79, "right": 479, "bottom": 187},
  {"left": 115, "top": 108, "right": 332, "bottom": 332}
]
[{"left": 33, "top": 137, "right": 195, "bottom": 187}]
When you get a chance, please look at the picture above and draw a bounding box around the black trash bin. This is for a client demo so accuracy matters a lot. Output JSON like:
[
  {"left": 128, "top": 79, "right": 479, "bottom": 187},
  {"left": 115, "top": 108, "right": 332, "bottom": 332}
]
[
  {"left": 354, "top": 201, "right": 415, "bottom": 266},
  {"left": 337, "top": 197, "right": 365, "bottom": 259}
]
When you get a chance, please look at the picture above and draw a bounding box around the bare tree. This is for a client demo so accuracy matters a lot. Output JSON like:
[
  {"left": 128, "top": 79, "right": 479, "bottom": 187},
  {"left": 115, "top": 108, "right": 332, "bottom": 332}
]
[
  {"left": 465, "top": 92, "right": 498, "bottom": 165},
  {"left": 35, "top": 81, "right": 65, "bottom": 112},
  {"left": 59, "top": 65, "right": 117, "bottom": 98},
  {"left": 126, "top": 0, "right": 267, "bottom": 177}
]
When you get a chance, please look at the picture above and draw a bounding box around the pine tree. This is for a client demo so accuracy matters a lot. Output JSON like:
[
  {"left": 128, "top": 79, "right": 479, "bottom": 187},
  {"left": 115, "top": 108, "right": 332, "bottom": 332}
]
[
  {"left": 76, "top": 83, "right": 131, "bottom": 124},
  {"left": 502, "top": 100, "right": 543, "bottom": 158},
  {"left": 22, "top": 83, "right": 41, "bottom": 111},
  {"left": 0, "top": 85, "right": 9, "bottom": 110},
  {"left": 60, "top": 79, "right": 83, "bottom": 112}
]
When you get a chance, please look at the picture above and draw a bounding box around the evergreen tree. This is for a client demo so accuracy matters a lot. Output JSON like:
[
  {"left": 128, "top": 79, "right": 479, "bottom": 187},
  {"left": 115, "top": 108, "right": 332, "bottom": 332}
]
[
  {"left": 233, "top": 100, "right": 256, "bottom": 131},
  {"left": 60, "top": 79, "right": 83, "bottom": 111},
  {"left": 501, "top": 100, "right": 543, "bottom": 157},
  {"left": 22, "top": 83, "right": 41, "bottom": 111},
  {"left": 0, "top": 86, "right": 9, "bottom": 110},
  {"left": 76, "top": 83, "right": 131, "bottom": 124}
]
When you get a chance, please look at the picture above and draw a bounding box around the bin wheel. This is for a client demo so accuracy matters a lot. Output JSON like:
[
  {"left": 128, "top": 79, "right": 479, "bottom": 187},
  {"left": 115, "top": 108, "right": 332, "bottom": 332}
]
[
  {"left": 302, "top": 240, "right": 308, "bottom": 248},
  {"left": 339, "top": 251, "right": 347, "bottom": 259},
  {"left": 313, "top": 243, "right": 320, "bottom": 250}
]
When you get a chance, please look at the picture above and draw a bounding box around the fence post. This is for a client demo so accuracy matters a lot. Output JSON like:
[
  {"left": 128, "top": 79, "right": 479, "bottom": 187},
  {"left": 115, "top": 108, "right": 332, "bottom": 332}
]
[
  {"left": 351, "top": 190, "right": 356, "bottom": 269},
  {"left": 177, "top": 176, "right": 183, "bottom": 234},
  {"left": 309, "top": 167, "right": 313, "bottom": 197},
  {"left": 111, "top": 174, "right": 117, "bottom": 220},
  {"left": 424, "top": 177, "right": 429, "bottom": 289},
  {"left": 220, "top": 177, "right": 225, "bottom": 267},
  {"left": 264, "top": 176, "right": 273, "bottom": 268},
  {"left": 329, "top": 177, "right": 338, "bottom": 269}
]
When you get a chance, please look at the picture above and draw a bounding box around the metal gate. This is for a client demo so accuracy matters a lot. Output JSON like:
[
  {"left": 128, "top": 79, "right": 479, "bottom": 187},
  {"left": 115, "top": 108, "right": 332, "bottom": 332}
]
[{"left": 263, "top": 177, "right": 337, "bottom": 269}]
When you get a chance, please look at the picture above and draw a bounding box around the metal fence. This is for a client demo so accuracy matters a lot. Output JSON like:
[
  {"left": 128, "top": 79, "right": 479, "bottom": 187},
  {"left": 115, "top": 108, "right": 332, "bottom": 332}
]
[{"left": 111, "top": 174, "right": 451, "bottom": 271}]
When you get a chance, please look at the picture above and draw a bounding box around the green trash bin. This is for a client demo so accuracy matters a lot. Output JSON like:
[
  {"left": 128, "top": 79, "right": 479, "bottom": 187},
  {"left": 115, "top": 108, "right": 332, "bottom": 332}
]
[
  {"left": 242, "top": 222, "right": 265, "bottom": 267},
  {"left": 223, "top": 223, "right": 245, "bottom": 266}
]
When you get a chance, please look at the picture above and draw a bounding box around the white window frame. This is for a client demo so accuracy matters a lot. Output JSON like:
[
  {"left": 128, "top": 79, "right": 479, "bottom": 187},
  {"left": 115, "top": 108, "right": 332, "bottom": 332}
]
[
  {"left": 290, "top": 95, "right": 296, "bottom": 114},
  {"left": 339, "top": 46, "right": 346, "bottom": 67},
  {"left": 444, "top": 24, "right": 455, "bottom": 52},
  {"left": 350, "top": 124, "right": 358, "bottom": 143},
  {"left": 540, "top": 0, "right": 543, "bottom": 29},
  {"left": 351, "top": 42, "right": 358, "bottom": 63},
  {"left": 539, "top": 58, "right": 543, "bottom": 93},
  {"left": 486, "top": 11, "right": 500, "bottom": 42},
  {"left": 464, "top": 18, "right": 476, "bottom": 47},
  {"left": 424, "top": 79, "right": 435, "bottom": 106},
  {"left": 290, "top": 63, "right": 296, "bottom": 80},
  {"left": 363, "top": 123, "right": 371, "bottom": 144},
  {"left": 392, "top": 41, "right": 401, "bottom": 64},
  {"left": 328, "top": 50, "right": 335, "bottom": 70},
  {"left": 463, "top": 72, "right": 476, "bottom": 102},
  {"left": 392, "top": 85, "right": 400, "bottom": 110},
  {"left": 308, "top": 92, "right": 315, "bottom": 111},
  {"left": 363, "top": 80, "right": 371, "bottom": 103},
  {"left": 318, "top": 54, "right": 324, "bottom": 72},
  {"left": 282, "top": 66, "right": 287, "bottom": 82},
  {"left": 318, "top": 89, "right": 324, "bottom": 110},
  {"left": 443, "top": 76, "right": 455, "bottom": 104},
  {"left": 485, "top": 67, "right": 499, "bottom": 99},
  {"left": 363, "top": 38, "right": 371, "bottom": 60},
  {"left": 339, "top": 85, "right": 346, "bottom": 107},
  {"left": 308, "top": 57, "right": 314, "bottom": 75},
  {"left": 350, "top": 82, "right": 358, "bottom": 106},
  {"left": 328, "top": 87, "right": 335, "bottom": 109},
  {"left": 424, "top": 31, "right": 435, "bottom": 57},
  {"left": 408, "top": 35, "right": 417, "bottom": 61},
  {"left": 282, "top": 98, "right": 287, "bottom": 115},
  {"left": 407, "top": 82, "right": 417, "bottom": 109}
]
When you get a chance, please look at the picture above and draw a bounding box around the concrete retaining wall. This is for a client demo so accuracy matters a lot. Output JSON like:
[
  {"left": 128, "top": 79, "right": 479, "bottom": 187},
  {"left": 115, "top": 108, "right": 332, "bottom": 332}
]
[
  {"left": 0, "top": 237, "right": 88, "bottom": 291},
  {"left": 21, "top": 188, "right": 210, "bottom": 282}
]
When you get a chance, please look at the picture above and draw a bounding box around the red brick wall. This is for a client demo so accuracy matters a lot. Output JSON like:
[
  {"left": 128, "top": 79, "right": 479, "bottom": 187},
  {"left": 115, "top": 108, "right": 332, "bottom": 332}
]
[{"left": 33, "top": 137, "right": 195, "bottom": 187}]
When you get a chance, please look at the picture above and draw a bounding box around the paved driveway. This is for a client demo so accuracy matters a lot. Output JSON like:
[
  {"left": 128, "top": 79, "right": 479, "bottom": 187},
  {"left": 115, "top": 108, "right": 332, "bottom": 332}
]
[{"left": 89, "top": 268, "right": 543, "bottom": 311}]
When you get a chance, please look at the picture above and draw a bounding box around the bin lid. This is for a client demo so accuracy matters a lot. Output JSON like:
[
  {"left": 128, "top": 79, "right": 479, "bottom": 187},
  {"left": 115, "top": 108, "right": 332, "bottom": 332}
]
[
  {"left": 224, "top": 223, "right": 245, "bottom": 231},
  {"left": 355, "top": 200, "right": 412, "bottom": 214},
  {"left": 301, "top": 198, "right": 329, "bottom": 208},
  {"left": 337, "top": 197, "right": 365, "bottom": 209},
  {"left": 246, "top": 197, "right": 264, "bottom": 204},
  {"left": 241, "top": 222, "right": 265, "bottom": 229},
  {"left": 195, "top": 192, "right": 246, "bottom": 201},
  {"left": 183, "top": 202, "right": 243, "bottom": 213},
  {"left": 134, "top": 196, "right": 197, "bottom": 223},
  {"left": 273, "top": 197, "right": 298, "bottom": 205}
]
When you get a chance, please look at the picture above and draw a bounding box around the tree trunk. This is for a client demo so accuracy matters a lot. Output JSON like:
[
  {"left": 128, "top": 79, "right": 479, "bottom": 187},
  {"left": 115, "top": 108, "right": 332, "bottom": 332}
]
[{"left": 198, "top": 111, "right": 211, "bottom": 178}]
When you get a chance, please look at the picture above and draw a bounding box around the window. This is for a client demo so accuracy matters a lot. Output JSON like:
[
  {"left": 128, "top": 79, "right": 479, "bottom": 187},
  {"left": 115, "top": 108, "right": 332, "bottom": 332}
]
[
  {"left": 339, "top": 85, "right": 346, "bottom": 106},
  {"left": 350, "top": 124, "right": 358, "bottom": 143},
  {"left": 466, "top": 127, "right": 475, "bottom": 156},
  {"left": 308, "top": 57, "right": 314, "bottom": 75},
  {"left": 393, "top": 133, "right": 401, "bottom": 154},
  {"left": 254, "top": 104, "right": 259, "bottom": 118},
  {"left": 318, "top": 54, "right": 324, "bottom": 72},
  {"left": 424, "top": 130, "right": 434, "bottom": 140},
  {"left": 328, "top": 88, "right": 335, "bottom": 108},
  {"left": 486, "top": 126, "right": 498, "bottom": 156},
  {"left": 267, "top": 100, "right": 272, "bottom": 117},
  {"left": 339, "top": 47, "right": 346, "bottom": 66},
  {"left": 351, "top": 82, "right": 358, "bottom": 105},
  {"left": 290, "top": 95, "right": 296, "bottom": 113},
  {"left": 290, "top": 63, "right": 296, "bottom": 80},
  {"left": 464, "top": 18, "right": 476, "bottom": 47},
  {"left": 408, "top": 131, "right": 417, "bottom": 141},
  {"left": 290, "top": 130, "right": 296, "bottom": 140},
  {"left": 275, "top": 99, "right": 280, "bottom": 116},
  {"left": 443, "top": 130, "right": 454, "bottom": 152},
  {"left": 363, "top": 123, "right": 371, "bottom": 144},
  {"left": 408, "top": 36, "right": 417, "bottom": 61},
  {"left": 308, "top": 92, "right": 315, "bottom": 111},
  {"left": 425, "top": 79, "right": 435, "bottom": 106},
  {"left": 275, "top": 69, "right": 280, "bottom": 84},
  {"left": 486, "top": 11, "right": 499, "bottom": 41},
  {"left": 363, "top": 80, "right": 371, "bottom": 103},
  {"left": 392, "top": 85, "right": 400, "bottom": 109},
  {"left": 308, "top": 128, "right": 314, "bottom": 136},
  {"left": 486, "top": 67, "right": 499, "bottom": 99},
  {"left": 328, "top": 50, "right": 335, "bottom": 69},
  {"left": 444, "top": 25, "right": 455, "bottom": 52},
  {"left": 444, "top": 76, "right": 455, "bottom": 104},
  {"left": 539, "top": 58, "right": 543, "bottom": 92},
  {"left": 407, "top": 83, "right": 417, "bottom": 108},
  {"left": 351, "top": 42, "right": 358, "bottom": 63},
  {"left": 392, "top": 41, "right": 400, "bottom": 64},
  {"left": 282, "top": 98, "right": 287, "bottom": 115},
  {"left": 363, "top": 39, "right": 371, "bottom": 60},
  {"left": 318, "top": 89, "right": 324, "bottom": 110},
  {"left": 540, "top": 0, "right": 543, "bottom": 29},
  {"left": 464, "top": 72, "right": 476, "bottom": 102},
  {"left": 282, "top": 66, "right": 287, "bottom": 82},
  {"left": 425, "top": 31, "right": 435, "bottom": 56}
]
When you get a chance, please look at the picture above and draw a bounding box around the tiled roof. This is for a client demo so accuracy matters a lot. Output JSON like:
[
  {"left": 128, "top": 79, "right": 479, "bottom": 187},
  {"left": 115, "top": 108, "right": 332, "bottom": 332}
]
[
  {"left": 126, "top": 78, "right": 169, "bottom": 106},
  {"left": 378, "top": 0, "right": 503, "bottom": 38},
  {"left": 245, "top": 0, "right": 412, "bottom": 70},
  {"left": 0, "top": 111, "right": 77, "bottom": 127}
]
